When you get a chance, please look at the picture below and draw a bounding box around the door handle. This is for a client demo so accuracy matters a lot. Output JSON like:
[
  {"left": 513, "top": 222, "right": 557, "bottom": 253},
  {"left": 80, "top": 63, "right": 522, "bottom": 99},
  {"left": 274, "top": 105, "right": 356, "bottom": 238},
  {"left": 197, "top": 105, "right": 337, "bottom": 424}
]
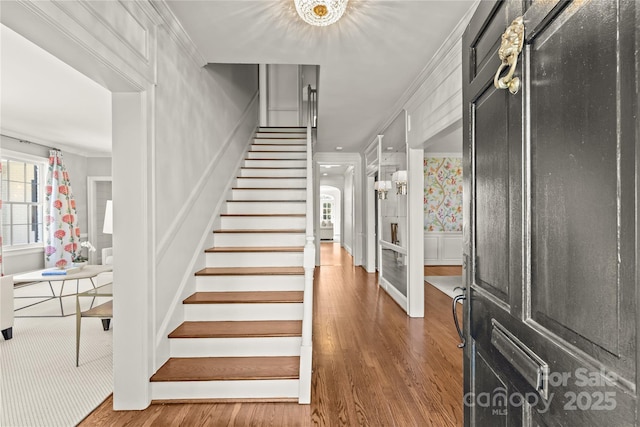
[{"left": 452, "top": 287, "right": 466, "bottom": 348}]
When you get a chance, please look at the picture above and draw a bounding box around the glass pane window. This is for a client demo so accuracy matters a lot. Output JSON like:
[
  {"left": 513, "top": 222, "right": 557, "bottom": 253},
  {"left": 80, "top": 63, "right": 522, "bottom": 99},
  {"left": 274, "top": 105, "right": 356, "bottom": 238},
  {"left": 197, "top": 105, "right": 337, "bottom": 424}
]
[
  {"left": 1, "top": 155, "right": 45, "bottom": 247},
  {"left": 322, "top": 202, "right": 333, "bottom": 222}
]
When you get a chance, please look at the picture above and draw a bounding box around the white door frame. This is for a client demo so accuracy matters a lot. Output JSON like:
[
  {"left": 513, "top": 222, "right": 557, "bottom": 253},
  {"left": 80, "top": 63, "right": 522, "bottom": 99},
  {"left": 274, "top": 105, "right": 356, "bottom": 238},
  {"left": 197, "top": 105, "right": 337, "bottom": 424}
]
[{"left": 87, "top": 176, "right": 112, "bottom": 265}]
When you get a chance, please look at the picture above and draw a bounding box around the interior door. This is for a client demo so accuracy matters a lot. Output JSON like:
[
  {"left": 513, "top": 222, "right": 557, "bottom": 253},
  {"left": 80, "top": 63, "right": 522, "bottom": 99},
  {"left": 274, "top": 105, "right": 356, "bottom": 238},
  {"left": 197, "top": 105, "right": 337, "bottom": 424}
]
[{"left": 462, "top": 1, "right": 638, "bottom": 425}]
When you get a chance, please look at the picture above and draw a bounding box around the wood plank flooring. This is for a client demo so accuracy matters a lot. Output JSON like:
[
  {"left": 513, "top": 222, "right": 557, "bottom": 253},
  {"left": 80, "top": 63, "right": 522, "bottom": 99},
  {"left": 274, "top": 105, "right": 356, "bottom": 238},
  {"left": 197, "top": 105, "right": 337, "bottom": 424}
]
[{"left": 80, "top": 243, "right": 463, "bottom": 426}]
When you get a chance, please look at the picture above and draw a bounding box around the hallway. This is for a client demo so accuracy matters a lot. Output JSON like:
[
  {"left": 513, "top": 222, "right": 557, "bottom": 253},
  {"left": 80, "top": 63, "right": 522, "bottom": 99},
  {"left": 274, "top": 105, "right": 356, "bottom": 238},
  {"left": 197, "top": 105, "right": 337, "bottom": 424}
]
[{"left": 81, "top": 243, "right": 462, "bottom": 426}]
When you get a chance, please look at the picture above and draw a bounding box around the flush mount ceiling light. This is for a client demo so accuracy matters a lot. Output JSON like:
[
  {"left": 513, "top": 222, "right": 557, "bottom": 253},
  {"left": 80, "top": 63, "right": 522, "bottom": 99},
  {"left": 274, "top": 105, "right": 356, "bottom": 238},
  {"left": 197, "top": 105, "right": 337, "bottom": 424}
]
[{"left": 294, "top": 0, "right": 348, "bottom": 26}]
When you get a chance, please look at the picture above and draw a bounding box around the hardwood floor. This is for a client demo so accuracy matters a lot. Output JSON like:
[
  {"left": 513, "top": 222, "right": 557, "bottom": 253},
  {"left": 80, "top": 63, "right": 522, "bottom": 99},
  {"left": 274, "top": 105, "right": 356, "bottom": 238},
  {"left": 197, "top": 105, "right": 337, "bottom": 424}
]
[
  {"left": 80, "top": 243, "right": 463, "bottom": 426},
  {"left": 424, "top": 265, "right": 462, "bottom": 276}
]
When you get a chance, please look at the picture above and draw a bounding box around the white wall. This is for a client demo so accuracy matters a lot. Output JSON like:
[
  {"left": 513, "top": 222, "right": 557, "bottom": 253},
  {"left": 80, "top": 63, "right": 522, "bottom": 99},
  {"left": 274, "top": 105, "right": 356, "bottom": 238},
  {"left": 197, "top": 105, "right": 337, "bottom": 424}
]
[{"left": 267, "top": 64, "right": 300, "bottom": 126}]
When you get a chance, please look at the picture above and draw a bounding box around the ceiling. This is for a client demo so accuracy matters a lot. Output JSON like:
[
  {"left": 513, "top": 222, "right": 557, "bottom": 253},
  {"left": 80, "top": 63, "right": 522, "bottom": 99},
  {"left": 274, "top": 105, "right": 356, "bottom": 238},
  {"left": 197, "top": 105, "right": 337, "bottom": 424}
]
[{"left": 0, "top": 1, "right": 475, "bottom": 160}]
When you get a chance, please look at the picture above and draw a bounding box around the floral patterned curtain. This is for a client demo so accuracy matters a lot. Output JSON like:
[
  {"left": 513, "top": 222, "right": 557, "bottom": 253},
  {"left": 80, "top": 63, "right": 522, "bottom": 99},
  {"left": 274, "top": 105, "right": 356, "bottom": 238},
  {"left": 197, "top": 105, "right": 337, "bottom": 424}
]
[{"left": 44, "top": 150, "right": 80, "bottom": 268}]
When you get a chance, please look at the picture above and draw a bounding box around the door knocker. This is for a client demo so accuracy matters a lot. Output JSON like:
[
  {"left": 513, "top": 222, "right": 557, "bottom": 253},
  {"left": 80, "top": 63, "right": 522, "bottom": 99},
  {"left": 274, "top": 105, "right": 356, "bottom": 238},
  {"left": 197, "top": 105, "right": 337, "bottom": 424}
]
[{"left": 494, "top": 16, "right": 525, "bottom": 95}]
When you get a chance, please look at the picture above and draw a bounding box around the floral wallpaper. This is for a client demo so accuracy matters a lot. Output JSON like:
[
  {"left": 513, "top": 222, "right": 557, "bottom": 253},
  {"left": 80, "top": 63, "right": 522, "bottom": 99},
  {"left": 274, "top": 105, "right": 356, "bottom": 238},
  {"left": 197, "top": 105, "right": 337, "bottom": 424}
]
[{"left": 424, "top": 157, "right": 463, "bottom": 232}]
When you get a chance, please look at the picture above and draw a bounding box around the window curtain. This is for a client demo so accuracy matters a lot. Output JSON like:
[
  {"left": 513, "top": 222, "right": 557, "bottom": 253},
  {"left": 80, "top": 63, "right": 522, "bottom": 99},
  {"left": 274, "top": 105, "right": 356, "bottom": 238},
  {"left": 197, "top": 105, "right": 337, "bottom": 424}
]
[{"left": 44, "top": 150, "right": 80, "bottom": 268}]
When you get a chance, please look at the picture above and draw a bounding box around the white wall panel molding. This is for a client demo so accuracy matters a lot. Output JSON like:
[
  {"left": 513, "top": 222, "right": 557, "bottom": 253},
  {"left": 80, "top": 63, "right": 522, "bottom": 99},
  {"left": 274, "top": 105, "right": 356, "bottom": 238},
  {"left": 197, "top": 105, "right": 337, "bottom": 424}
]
[
  {"left": 149, "top": 0, "right": 207, "bottom": 68},
  {"left": 424, "top": 232, "right": 463, "bottom": 265}
]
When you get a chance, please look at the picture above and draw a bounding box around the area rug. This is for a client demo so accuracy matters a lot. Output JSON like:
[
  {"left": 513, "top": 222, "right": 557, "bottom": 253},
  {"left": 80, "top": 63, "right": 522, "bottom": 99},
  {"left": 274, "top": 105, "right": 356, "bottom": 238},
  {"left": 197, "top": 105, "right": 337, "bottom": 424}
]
[
  {"left": 0, "top": 314, "right": 112, "bottom": 426},
  {"left": 424, "top": 276, "right": 464, "bottom": 301}
]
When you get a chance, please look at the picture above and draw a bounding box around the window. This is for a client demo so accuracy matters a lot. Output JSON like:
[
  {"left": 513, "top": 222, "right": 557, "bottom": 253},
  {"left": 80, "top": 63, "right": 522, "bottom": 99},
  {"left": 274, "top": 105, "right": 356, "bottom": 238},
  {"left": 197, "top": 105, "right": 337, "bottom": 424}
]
[
  {"left": 321, "top": 202, "right": 333, "bottom": 222},
  {"left": 1, "top": 155, "right": 45, "bottom": 247}
]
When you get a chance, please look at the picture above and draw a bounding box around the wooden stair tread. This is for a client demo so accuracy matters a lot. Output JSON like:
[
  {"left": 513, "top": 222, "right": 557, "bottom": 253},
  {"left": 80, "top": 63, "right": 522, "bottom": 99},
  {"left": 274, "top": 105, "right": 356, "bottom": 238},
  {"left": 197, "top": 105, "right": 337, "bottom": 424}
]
[
  {"left": 150, "top": 356, "right": 300, "bottom": 382},
  {"left": 213, "top": 229, "right": 305, "bottom": 233},
  {"left": 184, "top": 291, "right": 304, "bottom": 304},
  {"left": 196, "top": 266, "right": 304, "bottom": 276},
  {"left": 169, "top": 320, "right": 302, "bottom": 338},
  {"left": 236, "top": 177, "right": 306, "bottom": 180},
  {"left": 220, "top": 213, "right": 305, "bottom": 217},
  {"left": 232, "top": 187, "right": 306, "bottom": 190},
  {"left": 205, "top": 246, "right": 303, "bottom": 253},
  {"left": 226, "top": 200, "right": 305, "bottom": 203}
]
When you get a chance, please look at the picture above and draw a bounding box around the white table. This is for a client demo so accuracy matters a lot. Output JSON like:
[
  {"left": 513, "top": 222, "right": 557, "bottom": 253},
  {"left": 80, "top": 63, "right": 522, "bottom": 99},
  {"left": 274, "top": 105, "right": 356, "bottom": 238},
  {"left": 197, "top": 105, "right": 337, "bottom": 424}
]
[{"left": 14, "top": 265, "right": 113, "bottom": 316}]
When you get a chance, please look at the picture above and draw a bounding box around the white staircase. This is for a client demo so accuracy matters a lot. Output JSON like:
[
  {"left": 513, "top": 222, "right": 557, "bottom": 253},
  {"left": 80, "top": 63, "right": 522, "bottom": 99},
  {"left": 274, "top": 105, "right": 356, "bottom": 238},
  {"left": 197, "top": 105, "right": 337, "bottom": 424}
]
[{"left": 151, "top": 127, "right": 312, "bottom": 402}]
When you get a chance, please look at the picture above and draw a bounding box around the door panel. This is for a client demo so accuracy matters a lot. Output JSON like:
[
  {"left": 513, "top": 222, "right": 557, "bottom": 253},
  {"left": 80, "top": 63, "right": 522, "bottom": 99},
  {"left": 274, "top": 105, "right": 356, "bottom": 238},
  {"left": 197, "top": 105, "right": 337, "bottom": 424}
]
[
  {"left": 475, "top": 86, "right": 510, "bottom": 302},
  {"left": 463, "top": 0, "right": 638, "bottom": 425},
  {"left": 530, "top": 0, "right": 622, "bottom": 357}
]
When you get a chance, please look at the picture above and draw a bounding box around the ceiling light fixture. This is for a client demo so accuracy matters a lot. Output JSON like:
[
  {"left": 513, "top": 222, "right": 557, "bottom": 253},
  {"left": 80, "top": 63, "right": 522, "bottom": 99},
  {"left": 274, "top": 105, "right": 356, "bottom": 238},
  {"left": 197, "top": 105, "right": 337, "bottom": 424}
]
[{"left": 294, "top": 0, "right": 348, "bottom": 26}]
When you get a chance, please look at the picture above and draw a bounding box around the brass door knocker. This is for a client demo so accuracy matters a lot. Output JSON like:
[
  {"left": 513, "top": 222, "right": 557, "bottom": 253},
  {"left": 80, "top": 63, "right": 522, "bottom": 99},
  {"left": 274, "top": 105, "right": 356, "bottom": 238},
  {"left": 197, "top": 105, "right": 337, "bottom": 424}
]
[{"left": 494, "top": 16, "right": 525, "bottom": 95}]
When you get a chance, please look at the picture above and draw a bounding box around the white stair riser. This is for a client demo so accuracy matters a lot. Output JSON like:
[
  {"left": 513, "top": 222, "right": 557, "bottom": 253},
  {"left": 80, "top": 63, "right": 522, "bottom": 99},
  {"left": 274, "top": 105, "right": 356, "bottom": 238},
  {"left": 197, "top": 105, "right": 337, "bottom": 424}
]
[
  {"left": 213, "top": 233, "right": 305, "bottom": 247},
  {"left": 244, "top": 159, "right": 306, "bottom": 168},
  {"left": 250, "top": 144, "right": 305, "bottom": 152},
  {"left": 253, "top": 138, "right": 306, "bottom": 144},
  {"left": 184, "top": 303, "right": 303, "bottom": 321},
  {"left": 247, "top": 151, "right": 306, "bottom": 160},
  {"left": 231, "top": 189, "right": 306, "bottom": 200},
  {"left": 240, "top": 168, "right": 306, "bottom": 178},
  {"left": 206, "top": 252, "right": 303, "bottom": 267},
  {"left": 226, "top": 202, "right": 306, "bottom": 215},
  {"left": 235, "top": 178, "right": 306, "bottom": 188},
  {"left": 196, "top": 275, "right": 304, "bottom": 292},
  {"left": 257, "top": 131, "right": 306, "bottom": 137},
  {"left": 152, "top": 379, "right": 299, "bottom": 400},
  {"left": 220, "top": 216, "right": 305, "bottom": 229},
  {"left": 169, "top": 337, "right": 302, "bottom": 358},
  {"left": 259, "top": 127, "right": 305, "bottom": 132}
]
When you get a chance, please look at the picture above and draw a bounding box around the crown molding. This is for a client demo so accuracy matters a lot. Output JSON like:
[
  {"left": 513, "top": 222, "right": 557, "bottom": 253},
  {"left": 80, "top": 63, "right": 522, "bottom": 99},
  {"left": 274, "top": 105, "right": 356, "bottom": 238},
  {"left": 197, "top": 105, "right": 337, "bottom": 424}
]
[{"left": 149, "top": 0, "right": 207, "bottom": 68}]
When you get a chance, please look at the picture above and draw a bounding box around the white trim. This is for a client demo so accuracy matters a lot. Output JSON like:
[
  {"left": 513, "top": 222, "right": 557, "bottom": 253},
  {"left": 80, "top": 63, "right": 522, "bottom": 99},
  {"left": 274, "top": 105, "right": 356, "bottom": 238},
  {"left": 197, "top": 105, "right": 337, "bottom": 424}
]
[
  {"left": 2, "top": 246, "right": 44, "bottom": 257},
  {"left": 87, "top": 176, "right": 112, "bottom": 265},
  {"left": 380, "top": 240, "right": 407, "bottom": 255},
  {"left": 380, "top": 276, "right": 408, "bottom": 311}
]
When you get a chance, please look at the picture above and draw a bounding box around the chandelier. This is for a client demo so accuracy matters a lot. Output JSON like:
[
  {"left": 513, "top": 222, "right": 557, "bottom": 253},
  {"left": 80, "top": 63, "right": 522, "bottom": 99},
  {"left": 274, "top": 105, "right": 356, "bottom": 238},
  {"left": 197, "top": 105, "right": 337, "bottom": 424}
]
[{"left": 294, "top": 0, "right": 348, "bottom": 26}]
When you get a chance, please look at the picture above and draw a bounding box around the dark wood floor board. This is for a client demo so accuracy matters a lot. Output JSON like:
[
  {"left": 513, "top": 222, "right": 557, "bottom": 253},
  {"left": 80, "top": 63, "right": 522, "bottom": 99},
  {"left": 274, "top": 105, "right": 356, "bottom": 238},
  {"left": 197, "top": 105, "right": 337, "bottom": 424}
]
[{"left": 80, "top": 242, "right": 463, "bottom": 426}]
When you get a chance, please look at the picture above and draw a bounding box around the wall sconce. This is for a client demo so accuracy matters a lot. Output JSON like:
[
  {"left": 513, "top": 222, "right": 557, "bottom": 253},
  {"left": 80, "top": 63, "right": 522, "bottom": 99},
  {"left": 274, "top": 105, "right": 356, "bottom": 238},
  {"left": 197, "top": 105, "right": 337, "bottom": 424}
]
[
  {"left": 392, "top": 170, "right": 408, "bottom": 195},
  {"left": 374, "top": 180, "right": 392, "bottom": 199}
]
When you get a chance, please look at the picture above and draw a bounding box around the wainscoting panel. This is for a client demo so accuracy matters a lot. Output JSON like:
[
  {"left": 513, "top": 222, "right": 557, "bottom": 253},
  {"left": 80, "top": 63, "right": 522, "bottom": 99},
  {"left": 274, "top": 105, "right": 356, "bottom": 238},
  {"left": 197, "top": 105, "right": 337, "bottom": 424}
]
[{"left": 424, "top": 232, "right": 462, "bottom": 265}]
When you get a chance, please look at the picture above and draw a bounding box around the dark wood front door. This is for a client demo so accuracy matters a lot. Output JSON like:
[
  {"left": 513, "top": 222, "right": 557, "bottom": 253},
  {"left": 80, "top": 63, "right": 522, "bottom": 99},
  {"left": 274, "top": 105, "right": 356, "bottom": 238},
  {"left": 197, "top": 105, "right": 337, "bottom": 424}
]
[{"left": 462, "top": 1, "right": 638, "bottom": 425}]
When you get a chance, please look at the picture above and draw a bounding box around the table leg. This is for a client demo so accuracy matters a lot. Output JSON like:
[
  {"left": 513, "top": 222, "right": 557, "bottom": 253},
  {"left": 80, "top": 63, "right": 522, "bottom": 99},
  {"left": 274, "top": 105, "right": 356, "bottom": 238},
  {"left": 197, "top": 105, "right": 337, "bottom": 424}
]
[
  {"left": 101, "top": 319, "right": 111, "bottom": 331},
  {"left": 76, "top": 295, "right": 81, "bottom": 367},
  {"left": 47, "top": 281, "right": 55, "bottom": 297},
  {"left": 58, "top": 281, "right": 66, "bottom": 317}
]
